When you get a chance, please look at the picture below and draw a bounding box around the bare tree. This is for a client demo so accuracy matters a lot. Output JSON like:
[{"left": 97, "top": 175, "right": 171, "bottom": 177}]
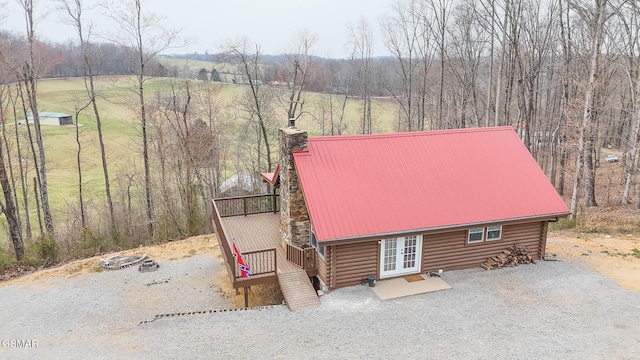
[
  {"left": 104, "top": 0, "right": 182, "bottom": 237},
  {"left": 15, "top": 83, "right": 43, "bottom": 234},
  {"left": 225, "top": 39, "right": 274, "bottom": 174},
  {"left": 569, "top": 0, "right": 609, "bottom": 218},
  {"left": 59, "top": 0, "right": 116, "bottom": 232},
  {"left": 429, "top": 0, "right": 453, "bottom": 129},
  {"left": 13, "top": 0, "right": 55, "bottom": 234},
  {"left": 383, "top": 0, "right": 436, "bottom": 131},
  {"left": 283, "top": 30, "right": 316, "bottom": 124},
  {"left": 616, "top": 0, "right": 640, "bottom": 205},
  {"left": 513, "top": 0, "right": 558, "bottom": 154},
  {"left": 476, "top": 0, "right": 499, "bottom": 127},
  {"left": 7, "top": 85, "right": 33, "bottom": 238},
  {"left": 0, "top": 80, "right": 24, "bottom": 260},
  {"left": 192, "top": 95, "right": 227, "bottom": 233},
  {"left": 312, "top": 60, "right": 352, "bottom": 135},
  {"left": 382, "top": 0, "right": 421, "bottom": 131},
  {"left": 447, "top": 0, "right": 489, "bottom": 129},
  {"left": 194, "top": 80, "right": 227, "bottom": 199},
  {"left": 555, "top": 0, "right": 574, "bottom": 195},
  {"left": 0, "top": 85, "right": 24, "bottom": 238},
  {"left": 350, "top": 18, "right": 375, "bottom": 134},
  {"left": 159, "top": 79, "right": 202, "bottom": 235},
  {"left": 72, "top": 97, "right": 91, "bottom": 229}
]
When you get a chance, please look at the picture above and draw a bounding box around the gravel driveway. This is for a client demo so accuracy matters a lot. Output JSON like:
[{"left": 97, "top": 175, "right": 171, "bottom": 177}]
[{"left": 1, "top": 254, "right": 639, "bottom": 359}]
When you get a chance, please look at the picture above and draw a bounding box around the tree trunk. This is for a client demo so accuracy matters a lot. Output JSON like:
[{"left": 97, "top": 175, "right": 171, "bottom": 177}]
[
  {"left": 90, "top": 77, "right": 115, "bottom": 232},
  {"left": 579, "top": 0, "right": 608, "bottom": 208},
  {"left": 1, "top": 89, "right": 23, "bottom": 236},
  {"left": 33, "top": 177, "right": 42, "bottom": 235},
  {"left": 83, "top": 49, "right": 115, "bottom": 231},
  {"left": 25, "top": 79, "right": 54, "bottom": 233},
  {"left": 22, "top": 0, "right": 54, "bottom": 234},
  {"left": 9, "top": 94, "right": 32, "bottom": 239},
  {"left": 558, "top": 145, "right": 568, "bottom": 196},
  {"left": 75, "top": 106, "right": 86, "bottom": 229},
  {"left": 622, "top": 1, "right": 640, "bottom": 205},
  {"left": 234, "top": 45, "right": 272, "bottom": 173},
  {"left": 104, "top": 0, "right": 181, "bottom": 240},
  {"left": 17, "top": 85, "right": 43, "bottom": 234},
  {"left": 557, "top": 0, "right": 571, "bottom": 197},
  {"left": 139, "top": 77, "right": 154, "bottom": 238},
  {"left": 0, "top": 87, "right": 24, "bottom": 260},
  {"left": 569, "top": 151, "right": 582, "bottom": 220},
  {"left": 486, "top": 0, "right": 495, "bottom": 127},
  {"left": 0, "top": 134, "right": 24, "bottom": 260},
  {"left": 624, "top": 102, "right": 640, "bottom": 203}
]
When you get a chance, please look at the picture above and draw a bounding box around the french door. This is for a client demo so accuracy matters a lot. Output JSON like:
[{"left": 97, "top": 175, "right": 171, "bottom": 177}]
[{"left": 380, "top": 235, "right": 422, "bottom": 278}]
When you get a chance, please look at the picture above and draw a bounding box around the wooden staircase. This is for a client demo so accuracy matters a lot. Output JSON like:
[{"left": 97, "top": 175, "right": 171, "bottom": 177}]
[{"left": 277, "top": 269, "right": 320, "bottom": 311}]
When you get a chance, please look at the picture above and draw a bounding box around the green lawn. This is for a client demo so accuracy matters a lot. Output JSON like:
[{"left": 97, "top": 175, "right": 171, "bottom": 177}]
[{"left": 1, "top": 75, "right": 398, "bottom": 249}]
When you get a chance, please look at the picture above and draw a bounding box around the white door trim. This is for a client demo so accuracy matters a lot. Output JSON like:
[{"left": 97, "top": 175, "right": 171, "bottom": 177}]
[{"left": 380, "top": 235, "right": 422, "bottom": 278}]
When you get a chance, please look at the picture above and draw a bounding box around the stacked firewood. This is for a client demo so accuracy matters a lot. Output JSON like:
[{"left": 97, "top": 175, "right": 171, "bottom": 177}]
[{"left": 481, "top": 245, "right": 536, "bottom": 270}]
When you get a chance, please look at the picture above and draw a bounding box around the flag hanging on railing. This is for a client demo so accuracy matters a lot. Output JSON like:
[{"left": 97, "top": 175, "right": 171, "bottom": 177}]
[{"left": 233, "top": 242, "right": 252, "bottom": 278}]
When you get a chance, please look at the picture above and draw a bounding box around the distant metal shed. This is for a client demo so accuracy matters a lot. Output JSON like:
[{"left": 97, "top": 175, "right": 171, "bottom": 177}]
[{"left": 27, "top": 112, "right": 73, "bottom": 126}]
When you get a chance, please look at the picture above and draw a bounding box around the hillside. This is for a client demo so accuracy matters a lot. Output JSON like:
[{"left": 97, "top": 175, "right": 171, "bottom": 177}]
[
  {"left": 2, "top": 74, "right": 639, "bottom": 280},
  {"left": 0, "top": 75, "right": 399, "bottom": 255}
]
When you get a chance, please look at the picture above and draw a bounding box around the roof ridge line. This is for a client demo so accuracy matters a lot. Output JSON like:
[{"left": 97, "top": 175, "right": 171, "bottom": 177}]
[{"left": 308, "top": 126, "right": 513, "bottom": 142}]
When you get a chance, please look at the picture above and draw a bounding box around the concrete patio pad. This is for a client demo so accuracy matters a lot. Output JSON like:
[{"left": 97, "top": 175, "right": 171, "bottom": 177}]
[{"left": 371, "top": 274, "right": 451, "bottom": 300}]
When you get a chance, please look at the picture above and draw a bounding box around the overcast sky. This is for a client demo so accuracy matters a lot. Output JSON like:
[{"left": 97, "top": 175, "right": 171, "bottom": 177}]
[{"left": 0, "top": 0, "right": 394, "bottom": 58}]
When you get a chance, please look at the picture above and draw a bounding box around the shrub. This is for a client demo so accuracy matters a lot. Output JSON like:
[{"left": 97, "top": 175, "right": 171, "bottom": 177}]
[
  {"left": 28, "top": 236, "right": 58, "bottom": 266},
  {"left": 0, "top": 249, "right": 13, "bottom": 272},
  {"left": 71, "top": 228, "right": 121, "bottom": 258}
]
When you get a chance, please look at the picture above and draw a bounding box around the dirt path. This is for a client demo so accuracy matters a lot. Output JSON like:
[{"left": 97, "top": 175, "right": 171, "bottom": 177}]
[
  {"left": 547, "top": 230, "right": 640, "bottom": 292},
  {"left": 0, "top": 234, "right": 282, "bottom": 308},
  {"left": 0, "top": 234, "right": 222, "bottom": 288}
]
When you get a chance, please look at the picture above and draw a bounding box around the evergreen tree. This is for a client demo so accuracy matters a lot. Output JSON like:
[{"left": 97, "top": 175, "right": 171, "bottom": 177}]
[
  {"left": 211, "top": 67, "right": 221, "bottom": 82},
  {"left": 197, "top": 68, "right": 208, "bottom": 81}
]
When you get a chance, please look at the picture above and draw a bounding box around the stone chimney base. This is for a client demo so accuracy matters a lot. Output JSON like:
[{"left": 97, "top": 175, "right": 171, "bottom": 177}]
[{"left": 279, "top": 127, "right": 310, "bottom": 248}]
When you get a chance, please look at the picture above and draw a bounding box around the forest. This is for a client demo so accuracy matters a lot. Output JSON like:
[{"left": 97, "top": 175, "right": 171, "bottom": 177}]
[{"left": 0, "top": 0, "right": 639, "bottom": 269}]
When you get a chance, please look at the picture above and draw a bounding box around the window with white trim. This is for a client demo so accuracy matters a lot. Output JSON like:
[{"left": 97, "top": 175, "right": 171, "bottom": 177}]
[
  {"left": 487, "top": 226, "right": 502, "bottom": 241},
  {"left": 468, "top": 227, "right": 484, "bottom": 243}
]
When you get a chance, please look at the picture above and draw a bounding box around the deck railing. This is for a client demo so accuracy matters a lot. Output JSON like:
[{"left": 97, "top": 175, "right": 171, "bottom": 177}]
[
  {"left": 211, "top": 199, "right": 236, "bottom": 279},
  {"left": 286, "top": 243, "right": 317, "bottom": 271},
  {"left": 211, "top": 198, "right": 278, "bottom": 287},
  {"left": 234, "top": 248, "right": 277, "bottom": 280},
  {"left": 214, "top": 193, "right": 280, "bottom": 217}
]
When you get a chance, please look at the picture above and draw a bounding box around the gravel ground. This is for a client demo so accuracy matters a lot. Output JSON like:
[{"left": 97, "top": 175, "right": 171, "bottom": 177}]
[{"left": 1, "top": 255, "right": 639, "bottom": 359}]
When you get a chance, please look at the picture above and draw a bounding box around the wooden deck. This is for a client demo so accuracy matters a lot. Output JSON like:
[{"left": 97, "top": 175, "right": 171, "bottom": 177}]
[
  {"left": 214, "top": 204, "right": 320, "bottom": 311},
  {"left": 220, "top": 213, "right": 298, "bottom": 274}
]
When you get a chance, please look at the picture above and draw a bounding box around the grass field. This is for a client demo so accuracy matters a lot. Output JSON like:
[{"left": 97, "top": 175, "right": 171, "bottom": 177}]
[{"left": 1, "top": 75, "right": 399, "bottom": 249}]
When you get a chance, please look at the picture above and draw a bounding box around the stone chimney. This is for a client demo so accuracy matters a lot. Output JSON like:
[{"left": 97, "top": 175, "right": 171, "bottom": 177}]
[{"left": 279, "top": 126, "right": 310, "bottom": 247}]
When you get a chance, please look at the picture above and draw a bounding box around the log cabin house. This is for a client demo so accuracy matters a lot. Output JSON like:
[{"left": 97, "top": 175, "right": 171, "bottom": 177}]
[{"left": 211, "top": 125, "right": 569, "bottom": 310}]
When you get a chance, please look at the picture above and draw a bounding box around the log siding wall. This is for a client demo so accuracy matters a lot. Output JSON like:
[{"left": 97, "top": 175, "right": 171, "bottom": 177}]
[
  {"left": 317, "top": 221, "right": 548, "bottom": 290},
  {"left": 422, "top": 222, "right": 545, "bottom": 272},
  {"left": 320, "top": 241, "right": 378, "bottom": 289}
]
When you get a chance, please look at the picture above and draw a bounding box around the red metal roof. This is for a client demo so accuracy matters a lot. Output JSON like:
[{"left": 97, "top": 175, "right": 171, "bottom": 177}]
[
  {"left": 260, "top": 163, "right": 280, "bottom": 185},
  {"left": 293, "top": 127, "right": 569, "bottom": 242}
]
